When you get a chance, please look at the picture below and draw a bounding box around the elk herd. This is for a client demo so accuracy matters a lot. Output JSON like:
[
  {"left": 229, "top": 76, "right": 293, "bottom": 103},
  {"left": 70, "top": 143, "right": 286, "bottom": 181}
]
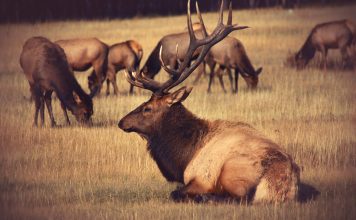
[{"left": 19, "top": 0, "right": 355, "bottom": 204}]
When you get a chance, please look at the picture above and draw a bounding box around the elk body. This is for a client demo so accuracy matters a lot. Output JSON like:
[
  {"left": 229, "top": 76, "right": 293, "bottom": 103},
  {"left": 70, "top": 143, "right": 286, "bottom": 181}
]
[
  {"left": 294, "top": 19, "right": 356, "bottom": 69},
  {"left": 55, "top": 38, "right": 109, "bottom": 97},
  {"left": 140, "top": 30, "right": 205, "bottom": 79},
  {"left": 119, "top": 0, "right": 299, "bottom": 204},
  {"left": 20, "top": 36, "right": 93, "bottom": 127},
  {"left": 88, "top": 40, "right": 143, "bottom": 96},
  {"left": 205, "top": 36, "right": 262, "bottom": 93}
]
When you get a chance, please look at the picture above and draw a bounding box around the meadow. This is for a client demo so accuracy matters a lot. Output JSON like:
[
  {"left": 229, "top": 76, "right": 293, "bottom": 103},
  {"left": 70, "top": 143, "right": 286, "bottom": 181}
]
[{"left": 0, "top": 3, "right": 356, "bottom": 219}]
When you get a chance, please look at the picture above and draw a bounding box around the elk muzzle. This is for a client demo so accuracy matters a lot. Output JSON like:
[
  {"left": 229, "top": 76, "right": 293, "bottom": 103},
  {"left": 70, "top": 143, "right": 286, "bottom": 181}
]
[{"left": 118, "top": 117, "right": 135, "bottom": 132}]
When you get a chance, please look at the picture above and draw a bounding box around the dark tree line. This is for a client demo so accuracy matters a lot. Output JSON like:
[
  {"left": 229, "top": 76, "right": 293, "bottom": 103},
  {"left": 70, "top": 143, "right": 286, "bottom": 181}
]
[{"left": 0, "top": 0, "right": 354, "bottom": 23}]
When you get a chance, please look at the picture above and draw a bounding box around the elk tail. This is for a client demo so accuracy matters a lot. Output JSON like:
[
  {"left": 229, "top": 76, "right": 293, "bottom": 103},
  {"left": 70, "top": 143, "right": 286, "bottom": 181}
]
[{"left": 253, "top": 151, "right": 300, "bottom": 204}]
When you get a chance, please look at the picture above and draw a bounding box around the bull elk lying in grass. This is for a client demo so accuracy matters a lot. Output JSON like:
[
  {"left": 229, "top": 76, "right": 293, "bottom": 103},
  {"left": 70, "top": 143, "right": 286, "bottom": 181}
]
[
  {"left": 55, "top": 38, "right": 109, "bottom": 97},
  {"left": 119, "top": 0, "right": 300, "bottom": 204},
  {"left": 88, "top": 40, "right": 143, "bottom": 96},
  {"left": 20, "top": 37, "right": 93, "bottom": 127},
  {"left": 289, "top": 19, "right": 356, "bottom": 69}
]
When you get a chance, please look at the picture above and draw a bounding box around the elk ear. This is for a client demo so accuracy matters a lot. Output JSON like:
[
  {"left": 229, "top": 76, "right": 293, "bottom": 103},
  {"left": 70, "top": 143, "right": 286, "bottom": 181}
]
[
  {"left": 255, "top": 67, "right": 263, "bottom": 75},
  {"left": 73, "top": 92, "right": 82, "bottom": 104},
  {"left": 166, "top": 86, "right": 192, "bottom": 106}
]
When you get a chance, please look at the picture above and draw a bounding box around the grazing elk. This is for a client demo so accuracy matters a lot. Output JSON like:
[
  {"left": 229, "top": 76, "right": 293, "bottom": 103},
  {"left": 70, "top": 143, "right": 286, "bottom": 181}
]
[
  {"left": 55, "top": 38, "right": 109, "bottom": 97},
  {"left": 20, "top": 36, "right": 93, "bottom": 127},
  {"left": 188, "top": 22, "right": 262, "bottom": 94},
  {"left": 205, "top": 37, "right": 262, "bottom": 93},
  {"left": 119, "top": 0, "right": 300, "bottom": 204},
  {"left": 88, "top": 40, "right": 143, "bottom": 96},
  {"left": 294, "top": 20, "right": 356, "bottom": 69}
]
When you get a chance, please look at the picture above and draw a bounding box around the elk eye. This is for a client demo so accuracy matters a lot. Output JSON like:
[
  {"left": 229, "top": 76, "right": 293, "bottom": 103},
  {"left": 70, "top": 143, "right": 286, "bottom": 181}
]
[{"left": 143, "top": 107, "right": 152, "bottom": 113}]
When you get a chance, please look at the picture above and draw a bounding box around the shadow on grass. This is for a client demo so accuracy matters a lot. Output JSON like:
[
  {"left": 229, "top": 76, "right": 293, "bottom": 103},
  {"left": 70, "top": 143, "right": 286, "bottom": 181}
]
[{"left": 298, "top": 182, "right": 320, "bottom": 203}]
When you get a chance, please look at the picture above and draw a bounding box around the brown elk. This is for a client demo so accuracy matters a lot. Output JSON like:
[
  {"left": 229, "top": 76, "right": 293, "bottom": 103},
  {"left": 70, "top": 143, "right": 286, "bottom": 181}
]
[
  {"left": 119, "top": 0, "right": 299, "bottom": 204},
  {"left": 140, "top": 22, "right": 206, "bottom": 80},
  {"left": 188, "top": 22, "right": 262, "bottom": 94},
  {"left": 293, "top": 20, "right": 356, "bottom": 69},
  {"left": 205, "top": 37, "right": 262, "bottom": 93},
  {"left": 55, "top": 38, "right": 109, "bottom": 97},
  {"left": 88, "top": 40, "right": 143, "bottom": 96},
  {"left": 20, "top": 36, "right": 93, "bottom": 127}
]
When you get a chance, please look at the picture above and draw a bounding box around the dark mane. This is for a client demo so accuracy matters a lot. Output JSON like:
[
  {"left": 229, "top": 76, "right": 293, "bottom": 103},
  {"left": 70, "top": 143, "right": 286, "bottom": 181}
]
[
  {"left": 141, "top": 41, "right": 162, "bottom": 78},
  {"left": 296, "top": 30, "right": 316, "bottom": 62},
  {"left": 148, "top": 104, "right": 209, "bottom": 183}
]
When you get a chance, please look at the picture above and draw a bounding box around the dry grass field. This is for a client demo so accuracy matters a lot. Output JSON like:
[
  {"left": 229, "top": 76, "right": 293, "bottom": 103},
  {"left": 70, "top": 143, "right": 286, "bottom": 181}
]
[{"left": 1, "top": 4, "right": 356, "bottom": 219}]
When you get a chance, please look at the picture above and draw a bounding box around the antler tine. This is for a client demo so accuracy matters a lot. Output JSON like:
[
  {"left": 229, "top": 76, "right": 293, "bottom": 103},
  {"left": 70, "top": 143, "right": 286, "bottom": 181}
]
[
  {"left": 217, "top": 0, "right": 224, "bottom": 26},
  {"left": 227, "top": 0, "right": 232, "bottom": 25},
  {"left": 176, "top": 44, "right": 182, "bottom": 65},
  {"left": 161, "top": 0, "right": 249, "bottom": 93},
  {"left": 124, "top": 70, "right": 163, "bottom": 93},
  {"left": 187, "top": 0, "right": 196, "bottom": 42},
  {"left": 195, "top": 1, "right": 208, "bottom": 37}
]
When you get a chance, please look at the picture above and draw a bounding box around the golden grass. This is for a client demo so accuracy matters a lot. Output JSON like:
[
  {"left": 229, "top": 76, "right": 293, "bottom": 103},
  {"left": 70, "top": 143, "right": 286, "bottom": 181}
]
[{"left": 1, "top": 4, "right": 356, "bottom": 219}]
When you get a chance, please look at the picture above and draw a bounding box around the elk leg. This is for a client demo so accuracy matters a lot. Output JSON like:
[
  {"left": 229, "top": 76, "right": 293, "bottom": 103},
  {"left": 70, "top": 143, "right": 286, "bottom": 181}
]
[
  {"left": 31, "top": 87, "right": 41, "bottom": 127},
  {"left": 39, "top": 96, "right": 45, "bottom": 127},
  {"left": 226, "top": 68, "right": 234, "bottom": 93},
  {"left": 193, "top": 62, "right": 206, "bottom": 85},
  {"left": 217, "top": 66, "right": 227, "bottom": 93},
  {"left": 106, "top": 79, "right": 110, "bottom": 96},
  {"left": 340, "top": 46, "right": 350, "bottom": 68},
  {"left": 44, "top": 91, "right": 56, "bottom": 127},
  {"left": 320, "top": 47, "right": 328, "bottom": 70},
  {"left": 60, "top": 102, "right": 70, "bottom": 125},
  {"left": 111, "top": 74, "right": 119, "bottom": 96},
  {"left": 219, "top": 158, "right": 259, "bottom": 202},
  {"left": 129, "top": 84, "right": 134, "bottom": 95},
  {"left": 207, "top": 62, "right": 216, "bottom": 93},
  {"left": 170, "top": 178, "right": 212, "bottom": 202},
  {"left": 234, "top": 68, "right": 240, "bottom": 94}
]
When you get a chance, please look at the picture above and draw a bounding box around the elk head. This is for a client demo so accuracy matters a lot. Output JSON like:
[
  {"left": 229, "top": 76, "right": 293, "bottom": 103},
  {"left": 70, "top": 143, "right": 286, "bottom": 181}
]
[
  {"left": 240, "top": 67, "right": 262, "bottom": 89},
  {"left": 73, "top": 92, "right": 93, "bottom": 124},
  {"left": 88, "top": 73, "right": 105, "bottom": 97},
  {"left": 118, "top": 0, "right": 248, "bottom": 136}
]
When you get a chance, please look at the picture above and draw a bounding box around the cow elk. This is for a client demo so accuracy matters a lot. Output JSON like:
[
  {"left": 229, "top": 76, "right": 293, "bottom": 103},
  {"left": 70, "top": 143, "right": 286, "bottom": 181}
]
[
  {"left": 55, "top": 38, "right": 109, "bottom": 97},
  {"left": 205, "top": 37, "right": 262, "bottom": 93},
  {"left": 118, "top": 0, "right": 300, "bottom": 204},
  {"left": 20, "top": 37, "right": 93, "bottom": 127},
  {"left": 293, "top": 20, "right": 356, "bottom": 70},
  {"left": 88, "top": 40, "right": 143, "bottom": 96}
]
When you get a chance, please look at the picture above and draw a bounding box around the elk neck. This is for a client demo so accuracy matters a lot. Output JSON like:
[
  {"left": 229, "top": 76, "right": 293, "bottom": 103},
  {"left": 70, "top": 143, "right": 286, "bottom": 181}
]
[
  {"left": 299, "top": 32, "right": 316, "bottom": 61},
  {"left": 147, "top": 103, "right": 210, "bottom": 183},
  {"left": 141, "top": 41, "right": 162, "bottom": 78}
]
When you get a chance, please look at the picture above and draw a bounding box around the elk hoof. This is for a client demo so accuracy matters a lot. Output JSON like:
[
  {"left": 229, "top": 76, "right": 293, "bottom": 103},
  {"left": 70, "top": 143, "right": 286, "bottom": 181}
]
[{"left": 170, "top": 190, "right": 188, "bottom": 202}]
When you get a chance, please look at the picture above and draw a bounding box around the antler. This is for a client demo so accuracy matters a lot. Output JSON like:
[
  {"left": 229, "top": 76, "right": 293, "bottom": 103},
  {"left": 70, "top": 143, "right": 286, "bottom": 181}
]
[{"left": 125, "top": 0, "right": 248, "bottom": 96}]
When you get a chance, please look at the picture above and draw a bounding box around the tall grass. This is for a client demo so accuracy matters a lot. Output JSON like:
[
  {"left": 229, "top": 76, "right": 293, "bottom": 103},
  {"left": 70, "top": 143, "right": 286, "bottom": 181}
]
[{"left": 0, "top": 4, "right": 356, "bottom": 220}]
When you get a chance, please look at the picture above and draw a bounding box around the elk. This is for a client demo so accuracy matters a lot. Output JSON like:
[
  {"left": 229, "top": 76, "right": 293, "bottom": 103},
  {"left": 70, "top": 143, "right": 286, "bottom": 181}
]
[
  {"left": 188, "top": 22, "right": 262, "bottom": 94},
  {"left": 294, "top": 20, "right": 356, "bottom": 69},
  {"left": 119, "top": 0, "right": 300, "bottom": 204},
  {"left": 88, "top": 40, "right": 143, "bottom": 96},
  {"left": 55, "top": 38, "right": 109, "bottom": 97},
  {"left": 140, "top": 21, "right": 206, "bottom": 80},
  {"left": 20, "top": 36, "right": 93, "bottom": 127},
  {"left": 205, "top": 37, "right": 262, "bottom": 93}
]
